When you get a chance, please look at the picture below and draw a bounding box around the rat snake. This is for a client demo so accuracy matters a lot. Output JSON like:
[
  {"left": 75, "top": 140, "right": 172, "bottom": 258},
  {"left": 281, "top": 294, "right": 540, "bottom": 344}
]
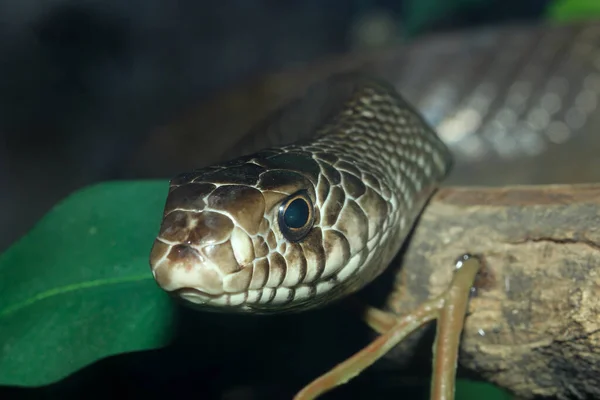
[{"left": 149, "top": 74, "right": 452, "bottom": 313}]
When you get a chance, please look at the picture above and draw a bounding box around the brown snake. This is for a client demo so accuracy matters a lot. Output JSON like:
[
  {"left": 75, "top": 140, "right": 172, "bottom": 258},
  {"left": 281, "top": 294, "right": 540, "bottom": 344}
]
[
  {"left": 149, "top": 74, "right": 452, "bottom": 313},
  {"left": 144, "top": 20, "right": 600, "bottom": 399}
]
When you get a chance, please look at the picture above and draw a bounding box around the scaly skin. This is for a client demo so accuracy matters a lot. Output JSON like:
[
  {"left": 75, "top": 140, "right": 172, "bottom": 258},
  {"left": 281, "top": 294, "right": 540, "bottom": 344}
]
[{"left": 149, "top": 74, "right": 452, "bottom": 314}]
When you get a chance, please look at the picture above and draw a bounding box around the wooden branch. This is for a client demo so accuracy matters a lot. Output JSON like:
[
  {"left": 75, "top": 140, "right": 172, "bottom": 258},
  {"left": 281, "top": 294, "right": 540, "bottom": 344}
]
[{"left": 383, "top": 183, "right": 600, "bottom": 399}]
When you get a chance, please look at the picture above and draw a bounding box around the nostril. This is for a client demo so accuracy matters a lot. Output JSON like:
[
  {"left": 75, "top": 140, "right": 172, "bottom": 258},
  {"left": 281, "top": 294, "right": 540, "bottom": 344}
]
[
  {"left": 155, "top": 243, "right": 223, "bottom": 294},
  {"left": 168, "top": 244, "right": 202, "bottom": 263}
]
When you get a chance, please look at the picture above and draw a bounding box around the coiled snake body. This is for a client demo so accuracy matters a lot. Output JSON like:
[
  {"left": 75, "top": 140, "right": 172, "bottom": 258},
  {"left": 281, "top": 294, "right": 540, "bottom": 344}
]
[{"left": 149, "top": 74, "right": 452, "bottom": 313}]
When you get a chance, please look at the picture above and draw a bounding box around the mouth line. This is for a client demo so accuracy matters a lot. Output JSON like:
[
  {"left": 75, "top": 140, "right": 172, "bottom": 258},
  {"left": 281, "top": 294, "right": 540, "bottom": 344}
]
[
  {"left": 172, "top": 287, "right": 223, "bottom": 299},
  {"left": 169, "top": 287, "right": 275, "bottom": 309}
]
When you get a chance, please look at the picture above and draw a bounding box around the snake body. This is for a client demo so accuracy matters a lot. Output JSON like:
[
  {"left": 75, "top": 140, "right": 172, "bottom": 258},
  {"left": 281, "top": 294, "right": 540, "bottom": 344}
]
[{"left": 149, "top": 74, "right": 452, "bottom": 313}]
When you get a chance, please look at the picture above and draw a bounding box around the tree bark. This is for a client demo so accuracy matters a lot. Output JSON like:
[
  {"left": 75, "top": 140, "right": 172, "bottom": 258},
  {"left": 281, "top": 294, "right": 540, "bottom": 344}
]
[{"left": 383, "top": 183, "right": 600, "bottom": 399}]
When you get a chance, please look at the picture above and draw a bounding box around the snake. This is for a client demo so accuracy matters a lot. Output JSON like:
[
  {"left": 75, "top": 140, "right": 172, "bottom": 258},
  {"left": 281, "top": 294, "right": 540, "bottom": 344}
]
[{"left": 148, "top": 74, "right": 453, "bottom": 313}]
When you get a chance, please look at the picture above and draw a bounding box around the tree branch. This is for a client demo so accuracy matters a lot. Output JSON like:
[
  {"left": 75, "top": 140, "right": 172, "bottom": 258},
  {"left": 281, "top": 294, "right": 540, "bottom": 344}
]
[{"left": 385, "top": 184, "right": 600, "bottom": 399}]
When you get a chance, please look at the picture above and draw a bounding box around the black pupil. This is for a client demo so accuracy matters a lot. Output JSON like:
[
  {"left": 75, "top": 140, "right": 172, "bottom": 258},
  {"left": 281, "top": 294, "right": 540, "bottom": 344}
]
[{"left": 284, "top": 198, "right": 309, "bottom": 229}]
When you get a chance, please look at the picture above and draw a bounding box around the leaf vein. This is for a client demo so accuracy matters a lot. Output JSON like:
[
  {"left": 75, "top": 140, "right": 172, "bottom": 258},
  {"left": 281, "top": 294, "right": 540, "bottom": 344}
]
[{"left": 0, "top": 275, "right": 152, "bottom": 318}]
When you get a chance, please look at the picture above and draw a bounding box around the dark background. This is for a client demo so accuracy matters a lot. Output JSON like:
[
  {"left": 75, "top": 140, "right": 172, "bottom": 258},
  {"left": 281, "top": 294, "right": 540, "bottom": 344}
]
[
  {"left": 0, "top": 0, "right": 554, "bottom": 251},
  {"left": 2, "top": 1, "right": 597, "bottom": 399}
]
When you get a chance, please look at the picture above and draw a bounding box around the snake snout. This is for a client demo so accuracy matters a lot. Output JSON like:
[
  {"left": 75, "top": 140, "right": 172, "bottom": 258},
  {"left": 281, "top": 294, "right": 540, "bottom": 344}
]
[
  {"left": 150, "top": 241, "right": 224, "bottom": 296},
  {"left": 149, "top": 205, "right": 265, "bottom": 309},
  {"left": 150, "top": 239, "right": 258, "bottom": 312}
]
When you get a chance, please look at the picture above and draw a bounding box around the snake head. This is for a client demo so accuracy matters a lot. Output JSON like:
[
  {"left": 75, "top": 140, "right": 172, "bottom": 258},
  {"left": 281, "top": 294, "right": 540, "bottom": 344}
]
[
  {"left": 149, "top": 149, "right": 395, "bottom": 313},
  {"left": 149, "top": 76, "right": 452, "bottom": 313}
]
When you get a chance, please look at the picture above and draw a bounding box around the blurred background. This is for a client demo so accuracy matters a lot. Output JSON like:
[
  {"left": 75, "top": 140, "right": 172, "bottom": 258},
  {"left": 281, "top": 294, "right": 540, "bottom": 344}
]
[
  {"left": 2, "top": 1, "right": 600, "bottom": 399},
  {"left": 1, "top": 0, "right": 599, "bottom": 251}
]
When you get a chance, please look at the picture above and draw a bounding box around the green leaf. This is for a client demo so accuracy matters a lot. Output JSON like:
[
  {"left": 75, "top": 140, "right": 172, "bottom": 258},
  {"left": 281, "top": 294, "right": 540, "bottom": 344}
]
[
  {"left": 546, "top": 0, "right": 600, "bottom": 21},
  {"left": 0, "top": 181, "right": 176, "bottom": 386},
  {"left": 456, "top": 379, "right": 513, "bottom": 400}
]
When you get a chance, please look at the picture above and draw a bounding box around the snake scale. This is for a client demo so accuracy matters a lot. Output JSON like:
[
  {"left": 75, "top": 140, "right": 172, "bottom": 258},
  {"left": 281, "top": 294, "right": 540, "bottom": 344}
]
[
  {"left": 149, "top": 74, "right": 452, "bottom": 313},
  {"left": 142, "top": 20, "right": 600, "bottom": 399},
  {"left": 148, "top": 20, "right": 600, "bottom": 315}
]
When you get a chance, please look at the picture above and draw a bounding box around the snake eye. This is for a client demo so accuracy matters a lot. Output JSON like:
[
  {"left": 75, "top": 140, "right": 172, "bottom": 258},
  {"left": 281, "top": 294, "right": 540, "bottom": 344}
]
[{"left": 278, "top": 191, "right": 314, "bottom": 242}]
